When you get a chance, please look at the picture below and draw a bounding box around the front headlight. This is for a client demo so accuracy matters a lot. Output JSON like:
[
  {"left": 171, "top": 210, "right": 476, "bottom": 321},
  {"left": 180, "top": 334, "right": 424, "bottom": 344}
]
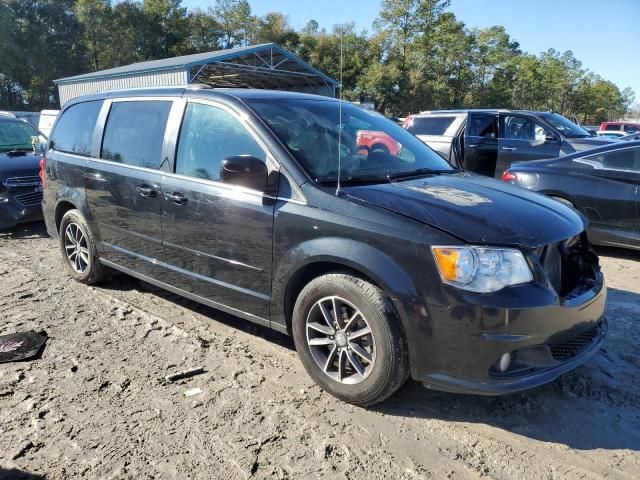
[{"left": 431, "top": 246, "right": 533, "bottom": 293}]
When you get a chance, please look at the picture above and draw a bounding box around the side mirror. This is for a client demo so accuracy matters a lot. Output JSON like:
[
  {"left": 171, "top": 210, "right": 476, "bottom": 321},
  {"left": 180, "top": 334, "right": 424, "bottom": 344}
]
[
  {"left": 31, "top": 136, "right": 45, "bottom": 153},
  {"left": 220, "top": 155, "right": 268, "bottom": 192},
  {"left": 545, "top": 131, "right": 559, "bottom": 143}
]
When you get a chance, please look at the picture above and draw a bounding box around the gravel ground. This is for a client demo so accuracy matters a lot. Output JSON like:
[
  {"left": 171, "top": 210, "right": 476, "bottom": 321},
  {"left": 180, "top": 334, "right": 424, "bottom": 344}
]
[{"left": 1, "top": 222, "right": 639, "bottom": 480}]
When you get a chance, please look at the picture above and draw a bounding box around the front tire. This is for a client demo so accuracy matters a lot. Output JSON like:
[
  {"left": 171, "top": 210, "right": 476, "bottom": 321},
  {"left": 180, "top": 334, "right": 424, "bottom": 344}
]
[
  {"left": 292, "top": 273, "right": 409, "bottom": 406},
  {"left": 59, "top": 209, "right": 110, "bottom": 284}
]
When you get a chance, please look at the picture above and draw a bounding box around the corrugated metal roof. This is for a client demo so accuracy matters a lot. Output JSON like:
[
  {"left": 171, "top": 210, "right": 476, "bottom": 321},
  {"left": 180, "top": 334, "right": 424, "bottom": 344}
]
[{"left": 54, "top": 43, "right": 338, "bottom": 86}]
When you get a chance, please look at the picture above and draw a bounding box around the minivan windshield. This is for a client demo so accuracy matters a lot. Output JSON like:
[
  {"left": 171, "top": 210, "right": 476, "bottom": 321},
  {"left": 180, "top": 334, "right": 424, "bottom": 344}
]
[
  {"left": 247, "top": 99, "right": 454, "bottom": 184},
  {"left": 0, "top": 120, "right": 43, "bottom": 153},
  {"left": 537, "top": 112, "right": 591, "bottom": 138}
]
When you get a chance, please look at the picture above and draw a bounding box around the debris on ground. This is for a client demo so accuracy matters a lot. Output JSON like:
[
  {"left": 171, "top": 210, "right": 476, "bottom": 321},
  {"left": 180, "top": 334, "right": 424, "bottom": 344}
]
[
  {"left": 164, "top": 367, "right": 205, "bottom": 383},
  {"left": 0, "top": 331, "right": 47, "bottom": 363},
  {"left": 184, "top": 387, "right": 202, "bottom": 397}
]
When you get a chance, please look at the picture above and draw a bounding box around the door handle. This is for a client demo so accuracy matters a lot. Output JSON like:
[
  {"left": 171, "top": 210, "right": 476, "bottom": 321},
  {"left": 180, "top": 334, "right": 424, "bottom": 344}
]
[
  {"left": 467, "top": 144, "right": 479, "bottom": 148},
  {"left": 164, "top": 191, "right": 188, "bottom": 205},
  {"left": 83, "top": 172, "right": 108, "bottom": 182},
  {"left": 501, "top": 147, "right": 518, "bottom": 151},
  {"left": 136, "top": 185, "right": 157, "bottom": 197}
]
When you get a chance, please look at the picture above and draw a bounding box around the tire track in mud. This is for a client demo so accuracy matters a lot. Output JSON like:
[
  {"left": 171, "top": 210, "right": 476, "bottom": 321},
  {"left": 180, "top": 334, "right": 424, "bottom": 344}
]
[{"left": 1, "top": 227, "right": 640, "bottom": 479}]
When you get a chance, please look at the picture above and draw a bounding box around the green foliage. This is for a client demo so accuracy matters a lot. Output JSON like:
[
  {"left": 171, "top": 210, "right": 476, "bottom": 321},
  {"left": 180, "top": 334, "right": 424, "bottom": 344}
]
[{"left": 0, "top": 0, "right": 633, "bottom": 121}]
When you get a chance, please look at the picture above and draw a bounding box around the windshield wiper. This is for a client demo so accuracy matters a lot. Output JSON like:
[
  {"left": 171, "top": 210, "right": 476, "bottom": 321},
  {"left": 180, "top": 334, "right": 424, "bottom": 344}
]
[
  {"left": 388, "top": 168, "right": 458, "bottom": 180},
  {"left": 3, "top": 148, "right": 32, "bottom": 156},
  {"left": 316, "top": 175, "right": 389, "bottom": 185}
]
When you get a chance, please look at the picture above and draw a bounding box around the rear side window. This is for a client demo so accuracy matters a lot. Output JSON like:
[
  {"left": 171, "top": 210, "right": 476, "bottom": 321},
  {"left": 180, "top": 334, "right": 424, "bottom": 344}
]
[
  {"left": 585, "top": 147, "right": 640, "bottom": 171},
  {"left": 175, "top": 103, "right": 265, "bottom": 182},
  {"left": 101, "top": 101, "right": 172, "bottom": 169},
  {"left": 469, "top": 115, "right": 497, "bottom": 137},
  {"left": 604, "top": 124, "right": 620, "bottom": 131},
  {"left": 623, "top": 125, "right": 638, "bottom": 133},
  {"left": 408, "top": 116, "right": 455, "bottom": 135},
  {"left": 50, "top": 101, "right": 102, "bottom": 156}
]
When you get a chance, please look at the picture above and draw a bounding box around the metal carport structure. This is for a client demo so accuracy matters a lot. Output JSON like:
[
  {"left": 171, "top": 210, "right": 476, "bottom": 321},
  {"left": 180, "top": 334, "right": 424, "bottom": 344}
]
[{"left": 54, "top": 43, "right": 338, "bottom": 106}]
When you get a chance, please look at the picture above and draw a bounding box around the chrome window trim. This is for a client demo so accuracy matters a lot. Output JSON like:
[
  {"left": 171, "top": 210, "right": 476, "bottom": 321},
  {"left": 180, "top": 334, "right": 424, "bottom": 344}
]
[
  {"left": 110, "top": 96, "right": 177, "bottom": 103},
  {"left": 79, "top": 156, "right": 306, "bottom": 205},
  {"left": 180, "top": 97, "right": 308, "bottom": 204},
  {"left": 87, "top": 155, "right": 164, "bottom": 176}
]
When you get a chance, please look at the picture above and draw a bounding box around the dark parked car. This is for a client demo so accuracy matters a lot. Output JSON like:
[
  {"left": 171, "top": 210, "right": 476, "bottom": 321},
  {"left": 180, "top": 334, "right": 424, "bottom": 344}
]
[
  {"left": 404, "top": 110, "right": 616, "bottom": 178},
  {"left": 621, "top": 132, "right": 640, "bottom": 141},
  {"left": 503, "top": 141, "right": 640, "bottom": 251},
  {"left": 0, "top": 116, "right": 46, "bottom": 230},
  {"left": 43, "top": 87, "right": 607, "bottom": 405}
]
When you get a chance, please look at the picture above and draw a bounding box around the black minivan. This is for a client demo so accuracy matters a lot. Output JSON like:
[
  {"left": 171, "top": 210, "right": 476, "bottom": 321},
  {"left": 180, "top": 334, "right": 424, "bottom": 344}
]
[{"left": 43, "top": 87, "right": 607, "bottom": 405}]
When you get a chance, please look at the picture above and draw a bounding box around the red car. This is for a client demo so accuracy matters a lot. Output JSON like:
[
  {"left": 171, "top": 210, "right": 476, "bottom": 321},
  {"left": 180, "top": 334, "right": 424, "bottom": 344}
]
[
  {"left": 599, "top": 121, "right": 640, "bottom": 134},
  {"left": 356, "top": 130, "right": 402, "bottom": 156}
]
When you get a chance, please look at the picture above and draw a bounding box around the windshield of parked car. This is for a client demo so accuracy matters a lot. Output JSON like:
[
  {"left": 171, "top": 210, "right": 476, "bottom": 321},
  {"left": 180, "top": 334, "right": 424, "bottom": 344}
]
[
  {"left": 0, "top": 120, "right": 43, "bottom": 153},
  {"left": 537, "top": 112, "right": 591, "bottom": 138},
  {"left": 247, "top": 98, "right": 454, "bottom": 184}
]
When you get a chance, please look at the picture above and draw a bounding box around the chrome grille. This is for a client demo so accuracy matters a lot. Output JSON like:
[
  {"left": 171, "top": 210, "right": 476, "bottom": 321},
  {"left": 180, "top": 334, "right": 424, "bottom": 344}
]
[
  {"left": 13, "top": 190, "right": 43, "bottom": 207},
  {"left": 5, "top": 176, "right": 41, "bottom": 188}
]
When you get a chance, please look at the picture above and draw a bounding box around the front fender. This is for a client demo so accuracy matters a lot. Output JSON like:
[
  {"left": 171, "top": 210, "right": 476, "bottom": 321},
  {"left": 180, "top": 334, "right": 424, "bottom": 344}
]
[
  {"left": 271, "top": 236, "right": 420, "bottom": 329},
  {"left": 271, "top": 236, "right": 443, "bottom": 377}
]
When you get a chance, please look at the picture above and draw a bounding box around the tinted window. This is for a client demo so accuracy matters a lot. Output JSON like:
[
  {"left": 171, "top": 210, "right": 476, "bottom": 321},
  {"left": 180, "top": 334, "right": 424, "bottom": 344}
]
[
  {"left": 101, "top": 101, "right": 171, "bottom": 169},
  {"left": 175, "top": 103, "right": 265, "bottom": 181},
  {"left": 408, "top": 116, "right": 454, "bottom": 135},
  {"left": 50, "top": 101, "right": 102, "bottom": 156},
  {"left": 623, "top": 125, "right": 638, "bottom": 133},
  {"left": 469, "top": 114, "right": 497, "bottom": 137},
  {"left": 604, "top": 124, "right": 620, "bottom": 131},
  {"left": 502, "top": 115, "right": 552, "bottom": 141},
  {"left": 586, "top": 147, "right": 640, "bottom": 172}
]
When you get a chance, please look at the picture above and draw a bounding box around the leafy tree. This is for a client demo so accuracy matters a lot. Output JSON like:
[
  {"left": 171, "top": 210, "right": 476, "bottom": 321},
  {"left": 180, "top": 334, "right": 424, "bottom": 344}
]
[
  {"left": 251, "top": 12, "right": 299, "bottom": 50},
  {"left": 142, "top": 0, "right": 189, "bottom": 57},
  {"left": 213, "top": 0, "right": 255, "bottom": 48},
  {"left": 0, "top": 0, "right": 634, "bottom": 121},
  {"left": 184, "top": 8, "right": 223, "bottom": 54},
  {"left": 75, "top": 0, "right": 112, "bottom": 71}
]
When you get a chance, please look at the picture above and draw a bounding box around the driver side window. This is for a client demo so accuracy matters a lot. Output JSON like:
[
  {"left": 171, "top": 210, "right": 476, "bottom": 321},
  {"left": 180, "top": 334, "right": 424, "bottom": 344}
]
[
  {"left": 502, "top": 115, "right": 552, "bottom": 142},
  {"left": 175, "top": 103, "right": 265, "bottom": 181}
]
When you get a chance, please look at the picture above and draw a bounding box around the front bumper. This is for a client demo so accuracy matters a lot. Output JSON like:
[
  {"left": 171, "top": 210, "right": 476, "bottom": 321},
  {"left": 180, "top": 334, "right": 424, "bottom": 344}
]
[
  {"left": 410, "top": 270, "right": 607, "bottom": 395},
  {"left": 0, "top": 198, "right": 43, "bottom": 230}
]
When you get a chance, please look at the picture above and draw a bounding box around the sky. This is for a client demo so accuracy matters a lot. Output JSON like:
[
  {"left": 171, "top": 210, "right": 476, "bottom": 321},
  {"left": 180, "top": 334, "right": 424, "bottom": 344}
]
[{"left": 181, "top": 0, "right": 640, "bottom": 102}]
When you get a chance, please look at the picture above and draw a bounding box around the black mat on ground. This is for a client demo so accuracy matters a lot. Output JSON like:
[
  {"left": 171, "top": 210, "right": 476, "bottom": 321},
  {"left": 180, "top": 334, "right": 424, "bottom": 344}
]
[{"left": 0, "top": 331, "right": 47, "bottom": 363}]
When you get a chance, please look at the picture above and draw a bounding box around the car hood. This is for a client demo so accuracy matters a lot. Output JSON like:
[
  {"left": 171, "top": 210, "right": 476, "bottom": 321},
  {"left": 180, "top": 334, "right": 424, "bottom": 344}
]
[
  {"left": 563, "top": 136, "right": 617, "bottom": 152},
  {"left": 0, "top": 151, "right": 41, "bottom": 182},
  {"left": 344, "top": 173, "right": 585, "bottom": 248}
]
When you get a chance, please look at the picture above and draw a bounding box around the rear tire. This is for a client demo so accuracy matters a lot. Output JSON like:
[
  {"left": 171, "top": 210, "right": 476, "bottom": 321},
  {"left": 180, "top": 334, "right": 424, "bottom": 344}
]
[
  {"left": 59, "top": 209, "right": 110, "bottom": 285},
  {"left": 292, "top": 272, "right": 409, "bottom": 406},
  {"left": 550, "top": 195, "right": 575, "bottom": 208}
]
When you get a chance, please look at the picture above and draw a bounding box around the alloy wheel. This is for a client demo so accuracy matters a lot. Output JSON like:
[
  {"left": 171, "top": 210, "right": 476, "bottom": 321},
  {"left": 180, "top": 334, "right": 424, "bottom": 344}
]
[
  {"left": 64, "top": 223, "right": 89, "bottom": 274},
  {"left": 305, "top": 295, "right": 376, "bottom": 384}
]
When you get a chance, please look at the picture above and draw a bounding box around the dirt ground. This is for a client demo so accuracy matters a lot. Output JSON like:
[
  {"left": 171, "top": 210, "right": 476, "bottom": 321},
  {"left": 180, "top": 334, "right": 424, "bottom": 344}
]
[{"left": 0, "top": 222, "right": 639, "bottom": 480}]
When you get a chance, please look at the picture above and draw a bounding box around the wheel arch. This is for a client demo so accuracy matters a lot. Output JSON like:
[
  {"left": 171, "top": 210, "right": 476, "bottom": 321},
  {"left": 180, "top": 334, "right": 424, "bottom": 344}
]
[
  {"left": 52, "top": 188, "right": 97, "bottom": 240},
  {"left": 272, "top": 238, "right": 418, "bottom": 335},
  {"left": 54, "top": 200, "right": 78, "bottom": 233}
]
